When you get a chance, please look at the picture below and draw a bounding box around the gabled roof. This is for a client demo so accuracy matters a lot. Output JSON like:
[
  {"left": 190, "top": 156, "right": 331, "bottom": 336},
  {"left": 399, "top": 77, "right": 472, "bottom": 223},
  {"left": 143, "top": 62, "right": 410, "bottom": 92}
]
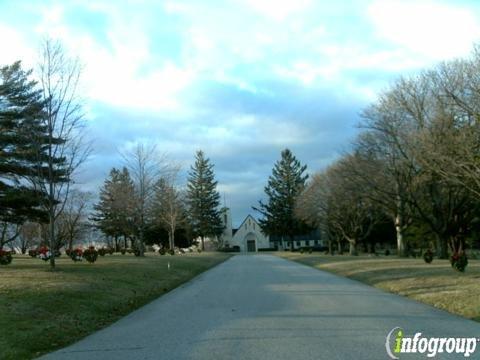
[{"left": 236, "top": 214, "right": 260, "bottom": 230}]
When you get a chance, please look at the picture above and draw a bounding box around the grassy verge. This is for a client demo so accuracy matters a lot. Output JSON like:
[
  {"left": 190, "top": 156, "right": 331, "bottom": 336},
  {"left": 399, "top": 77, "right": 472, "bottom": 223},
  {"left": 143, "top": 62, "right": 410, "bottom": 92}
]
[
  {"left": 276, "top": 252, "right": 480, "bottom": 322},
  {"left": 0, "top": 252, "right": 231, "bottom": 360}
]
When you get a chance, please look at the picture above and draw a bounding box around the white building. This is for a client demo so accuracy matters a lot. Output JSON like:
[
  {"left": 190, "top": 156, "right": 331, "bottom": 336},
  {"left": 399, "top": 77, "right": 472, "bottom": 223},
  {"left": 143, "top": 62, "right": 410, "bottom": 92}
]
[{"left": 220, "top": 208, "right": 270, "bottom": 252}]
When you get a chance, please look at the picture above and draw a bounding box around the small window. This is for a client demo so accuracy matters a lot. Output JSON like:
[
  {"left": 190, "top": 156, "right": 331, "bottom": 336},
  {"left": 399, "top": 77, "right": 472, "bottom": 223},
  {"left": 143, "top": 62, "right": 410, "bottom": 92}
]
[
  {"left": 296, "top": 241, "right": 301, "bottom": 247},
  {"left": 314, "top": 240, "right": 319, "bottom": 245},
  {"left": 305, "top": 240, "right": 310, "bottom": 246}
]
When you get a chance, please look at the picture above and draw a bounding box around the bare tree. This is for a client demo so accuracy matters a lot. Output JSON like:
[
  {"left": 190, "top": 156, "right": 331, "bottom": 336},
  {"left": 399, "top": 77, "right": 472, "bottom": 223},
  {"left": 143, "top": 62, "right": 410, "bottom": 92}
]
[
  {"left": 56, "top": 190, "right": 93, "bottom": 251},
  {"left": 0, "top": 222, "right": 20, "bottom": 250},
  {"left": 33, "top": 39, "right": 90, "bottom": 269},
  {"left": 296, "top": 156, "right": 381, "bottom": 256},
  {"left": 122, "top": 143, "right": 167, "bottom": 256},
  {"left": 152, "top": 167, "right": 187, "bottom": 250},
  {"left": 16, "top": 222, "right": 42, "bottom": 254}
]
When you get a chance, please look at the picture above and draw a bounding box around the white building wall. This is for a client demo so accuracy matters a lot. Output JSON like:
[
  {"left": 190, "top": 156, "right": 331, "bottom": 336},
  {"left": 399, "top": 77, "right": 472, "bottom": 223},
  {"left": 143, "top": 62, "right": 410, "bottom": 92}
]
[{"left": 231, "top": 215, "right": 269, "bottom": 252}]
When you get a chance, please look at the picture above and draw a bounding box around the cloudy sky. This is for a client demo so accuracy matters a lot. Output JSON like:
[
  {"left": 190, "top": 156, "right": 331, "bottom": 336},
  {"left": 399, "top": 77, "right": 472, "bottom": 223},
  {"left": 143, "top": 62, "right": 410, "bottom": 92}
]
[{"left": 1, "top": 0, "right": 480, "bottom": 226}]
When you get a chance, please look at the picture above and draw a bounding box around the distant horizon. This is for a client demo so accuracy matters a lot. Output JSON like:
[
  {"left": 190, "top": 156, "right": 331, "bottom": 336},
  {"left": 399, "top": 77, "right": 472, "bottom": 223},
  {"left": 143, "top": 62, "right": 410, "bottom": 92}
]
[{"left": 1, "top": 0, "right": 480, "bottom": 226}]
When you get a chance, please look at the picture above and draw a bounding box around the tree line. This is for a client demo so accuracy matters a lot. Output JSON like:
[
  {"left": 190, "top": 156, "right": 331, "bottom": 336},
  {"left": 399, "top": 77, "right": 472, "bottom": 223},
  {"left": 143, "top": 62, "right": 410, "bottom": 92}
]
[
  {"left": 294, "top": 47, "right": 480, "bottom": 259},
  {"left": 92, "top": 148, "right": 224, "bottom": 255},
  {"left": 0, "top": 40, "right": 225, "bottom": 268}
]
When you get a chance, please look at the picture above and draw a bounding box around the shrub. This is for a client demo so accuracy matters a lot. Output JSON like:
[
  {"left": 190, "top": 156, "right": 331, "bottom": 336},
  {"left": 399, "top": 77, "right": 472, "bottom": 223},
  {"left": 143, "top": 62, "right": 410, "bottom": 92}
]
[
  {"left": 98, "top": 247, "right": 107, "bottom": 256},
  {"left": 65, "top": 248, "right": 72, "bottom": 257},
  {"left": 107, "top": 247, "right": 114, "bottom": 255},
  {"left": 423, "top": 249, "right": 434, "bottom": 264},
  {"left": 300, "top": 248, "right": 304, "bottom": 254},
  {"left": 127, "top": 248, "right": 133, "bottom": 254},
  {"left": 28, "top": 249, "right": 38, "bottom": 258},
  {"left": 0, "top": 249, "right": 12, "bottom": 265},
  {"left": 308, "top": 248, "right": 313, "bottom": 254},
  {"left": 159, "top": 248, "right": 166, "bottom": 255},
  {"left": 120, "top": 248, "right": 126, "bottom": 255},
  {"left": 168, "top": 249, "right": 175, "bottom": 255},
  {"left": 197, "top": 248, "right": 202, "bottom": 253},
  {"left": 38, "top": 246, "right": 52, "bottom": 262},
  {"left": 451, "top": 252, "right": 468, "bottom": 272},
  {"left": 83, "top": 246, "right": 98, "bottom": 263},
  {"left": 385, "top": 249, "right": 390, "bottom": 256},
  {"left": 69, "top": 248, "right": 83, "bottom": 262}
]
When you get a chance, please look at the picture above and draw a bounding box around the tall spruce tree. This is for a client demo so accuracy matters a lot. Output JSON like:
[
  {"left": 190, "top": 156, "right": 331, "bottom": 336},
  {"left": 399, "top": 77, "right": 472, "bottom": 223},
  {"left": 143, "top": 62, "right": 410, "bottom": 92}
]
[
  {"left": 0, "top": 61, "right": 49, "bottom": 234},
  {"left": 92, "top": 167, "right": 135, "bottom": 249},
  {"left": 186, "top": 150, "right": 223, "bottom": 250},
  {"left": 254, "top": 149, "right": 310, "bottom": 249}
]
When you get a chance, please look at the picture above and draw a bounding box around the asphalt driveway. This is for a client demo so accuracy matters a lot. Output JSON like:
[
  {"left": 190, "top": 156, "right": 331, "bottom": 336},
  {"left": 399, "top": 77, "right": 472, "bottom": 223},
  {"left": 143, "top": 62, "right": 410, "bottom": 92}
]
[{"left": 40, "top": 254, "right": 480, "bottom": 360}]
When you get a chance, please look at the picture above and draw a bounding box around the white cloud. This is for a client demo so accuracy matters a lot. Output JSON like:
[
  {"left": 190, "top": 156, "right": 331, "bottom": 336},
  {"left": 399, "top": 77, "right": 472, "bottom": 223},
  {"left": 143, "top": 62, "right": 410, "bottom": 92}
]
[
  {"left": 28, "top": 2, "right": 197, "bottom": 112},
  {"left": 0, "top": 24, "right": 36, "bottom": 67},
  {"left": 368, "top": 0, "right": 480, "bottom": 60},
  {"left": 243, "top": 0, "right": 312, "bottom": 21}
]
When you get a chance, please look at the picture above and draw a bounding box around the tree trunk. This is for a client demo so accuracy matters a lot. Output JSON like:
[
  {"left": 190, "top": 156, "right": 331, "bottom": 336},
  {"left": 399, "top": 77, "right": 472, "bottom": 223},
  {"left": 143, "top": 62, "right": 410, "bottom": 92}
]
[
  {"left": 49, "top": 189, "right": 56, "bottom": 269},
  {"left": 337, "top": 239, "right": 343, "bottom": 254},
  {"left": 201, "top": 236, "right": 205, "bottom": 251},
  {"left": 435, "top": 234, "right": 448, "bottom": 259},
  {"left": 138, "top": 223, "right": 145, "bottom": 256},
  {"left": 349, "top": 240, "right": 358, "bottom": 256},
  {"left": 169, "top": 230, "right": 174, "bottom": 250},
  {"left": 328, "top": 239, "right": 332, "bottom": 255},
  {"left": 395, "top": 212, "right": 407, "bottom": 257}
]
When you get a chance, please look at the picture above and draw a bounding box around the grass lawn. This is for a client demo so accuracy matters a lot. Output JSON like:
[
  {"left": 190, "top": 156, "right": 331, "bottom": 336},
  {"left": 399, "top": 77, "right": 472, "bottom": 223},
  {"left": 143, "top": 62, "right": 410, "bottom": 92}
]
[
  {"left": 276, "top": 252, "right": 480, "bottom": 322},
  {"left": 0, "top": 252, "right": 231, "bottom": 360}
]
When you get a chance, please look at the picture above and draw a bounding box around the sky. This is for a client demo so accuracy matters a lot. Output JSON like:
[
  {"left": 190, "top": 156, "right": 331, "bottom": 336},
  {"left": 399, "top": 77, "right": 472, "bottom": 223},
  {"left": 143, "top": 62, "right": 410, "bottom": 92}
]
[{"left": 1, "top": 0, "right": 480, "bottom": 226}]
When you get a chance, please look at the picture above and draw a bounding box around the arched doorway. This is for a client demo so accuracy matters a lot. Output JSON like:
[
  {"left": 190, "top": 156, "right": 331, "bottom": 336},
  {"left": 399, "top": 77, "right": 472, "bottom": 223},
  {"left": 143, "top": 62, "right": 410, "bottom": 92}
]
[{"left": 244, "top": 232, "right": 256, "bottom": 252}]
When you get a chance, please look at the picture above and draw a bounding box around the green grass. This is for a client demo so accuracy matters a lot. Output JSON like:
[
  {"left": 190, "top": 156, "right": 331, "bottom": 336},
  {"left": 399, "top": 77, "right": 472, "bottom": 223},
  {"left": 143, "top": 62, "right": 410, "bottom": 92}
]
[
  {"left": 276, "top": 252, "right": 480, "bottom": 322},
  {"left": 0, "top": 252, "right": 231, "bottom": 360}
]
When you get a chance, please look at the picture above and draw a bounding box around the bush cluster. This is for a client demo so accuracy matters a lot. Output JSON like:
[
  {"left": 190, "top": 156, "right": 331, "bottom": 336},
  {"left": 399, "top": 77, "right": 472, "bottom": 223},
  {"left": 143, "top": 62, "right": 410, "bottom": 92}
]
[
  {"left": 451, "top": 252, "right": 468, "bottom": 272},
  {"left": 83, "top": 246, "right": 99, "bottom": 263},
  {"left": 0, "top": 249, "right": 12, "bottom": 265}
]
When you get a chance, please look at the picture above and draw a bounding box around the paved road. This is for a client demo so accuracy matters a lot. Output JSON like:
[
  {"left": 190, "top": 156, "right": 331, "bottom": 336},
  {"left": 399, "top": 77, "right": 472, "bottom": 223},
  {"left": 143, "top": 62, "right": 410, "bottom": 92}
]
[{"left": 41, "top": 255, "right": 480, "bottom": 360}]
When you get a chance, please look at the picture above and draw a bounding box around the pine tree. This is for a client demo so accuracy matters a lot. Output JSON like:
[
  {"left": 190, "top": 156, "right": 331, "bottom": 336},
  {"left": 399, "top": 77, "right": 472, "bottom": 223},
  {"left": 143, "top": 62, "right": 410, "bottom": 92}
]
[
  {"left": 0, "top": 61, "right": 49, "bottom": 231},
  {"left": 186, "top": 150, "right": 223, "bottom": 250},
  {"left": 254, "top": 148, "right": 310, "bottom": 249},
  {"left": 92, "top": 167, "right": 135, "bottom": 249}
]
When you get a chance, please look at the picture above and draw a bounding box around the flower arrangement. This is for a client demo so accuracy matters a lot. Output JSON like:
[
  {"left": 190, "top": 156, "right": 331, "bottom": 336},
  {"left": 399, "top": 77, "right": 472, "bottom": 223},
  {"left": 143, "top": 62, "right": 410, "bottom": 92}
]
[
  {"left": 83, "top": 246, "right": 98, "bottom": 263},
  {"left": 0, "top": 249, "right": 12, "bottom": 265},
  {"left": 451, "top": 251, "right": 468, "bottom": 272},
  {"left": 423, "top": 249, "right": 434, "bottom": 263},
  {"left": 38, "top": 246, "right": 52, "bottom": 262},
  {"left": 69, "top": 248, "right": 83, "bottom": 262}
]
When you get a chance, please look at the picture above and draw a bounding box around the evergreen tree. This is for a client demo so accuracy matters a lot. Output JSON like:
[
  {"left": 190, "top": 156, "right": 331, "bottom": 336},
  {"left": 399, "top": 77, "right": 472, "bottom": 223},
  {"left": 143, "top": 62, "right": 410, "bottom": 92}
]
[
  {"left": 186, "top": 150, "right": 223, "bottom": 250},
  {"left": 92, "top": 167, "right": 135, "bottom": 249},
  {"left": 254, "top": 148, "right": 310, "bottom": 249},
  {"left": 0, "top": 61, "right": 49, "bottom": 230}
]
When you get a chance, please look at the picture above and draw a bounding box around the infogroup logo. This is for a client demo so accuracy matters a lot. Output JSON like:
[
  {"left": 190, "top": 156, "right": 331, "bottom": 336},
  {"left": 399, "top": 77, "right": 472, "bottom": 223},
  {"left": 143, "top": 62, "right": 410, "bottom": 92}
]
[{"left": 385, "top": 327, "right": 479, "bottom": 359}]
